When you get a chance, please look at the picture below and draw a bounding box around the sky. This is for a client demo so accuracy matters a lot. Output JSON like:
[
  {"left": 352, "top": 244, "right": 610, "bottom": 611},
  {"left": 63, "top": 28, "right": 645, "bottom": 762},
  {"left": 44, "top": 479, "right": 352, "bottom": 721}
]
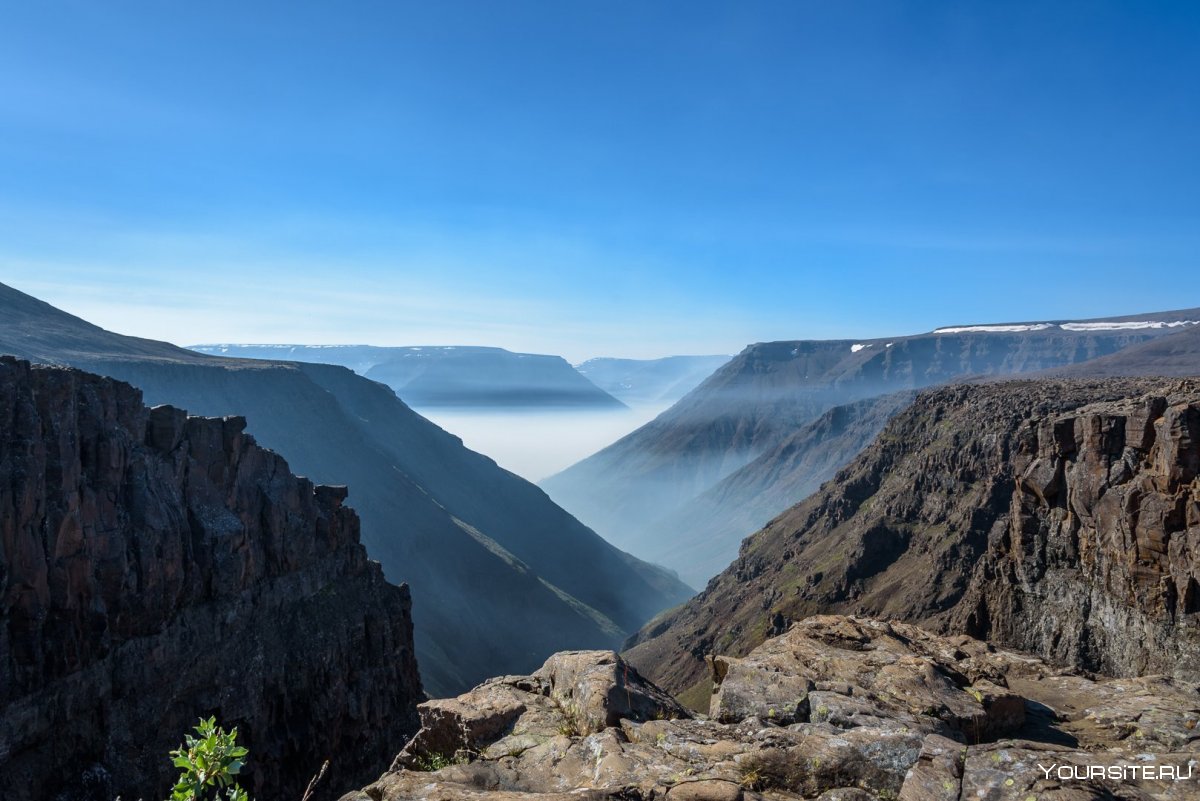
[{"left": 1, "top": 1, "right": 1198, "bottom": 362}]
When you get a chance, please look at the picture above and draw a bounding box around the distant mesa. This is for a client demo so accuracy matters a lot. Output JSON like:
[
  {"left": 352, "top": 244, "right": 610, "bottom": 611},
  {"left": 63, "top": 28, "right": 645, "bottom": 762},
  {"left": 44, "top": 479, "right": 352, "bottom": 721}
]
[{"left": 190, "top": 343, "right": 626, "bottom": 409}]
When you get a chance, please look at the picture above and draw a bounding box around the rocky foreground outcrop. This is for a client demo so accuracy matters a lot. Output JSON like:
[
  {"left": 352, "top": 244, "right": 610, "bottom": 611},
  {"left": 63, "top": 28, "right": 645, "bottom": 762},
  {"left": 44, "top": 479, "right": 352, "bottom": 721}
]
[
  {"left": 342, "top": 616, "right": 1200, "bottom": 801},
  {"left": 626, "top": 379, "right": 1200, "bottom": 699},
  {"left": 0, "top": 357, "right": 422, "bottom": 801}
]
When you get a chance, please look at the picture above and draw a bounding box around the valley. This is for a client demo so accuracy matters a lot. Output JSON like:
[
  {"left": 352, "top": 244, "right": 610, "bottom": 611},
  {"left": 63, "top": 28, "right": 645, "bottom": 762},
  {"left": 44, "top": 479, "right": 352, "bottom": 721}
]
[{"left": 3, "top": 6, "right": 1198, "bottom": 798}]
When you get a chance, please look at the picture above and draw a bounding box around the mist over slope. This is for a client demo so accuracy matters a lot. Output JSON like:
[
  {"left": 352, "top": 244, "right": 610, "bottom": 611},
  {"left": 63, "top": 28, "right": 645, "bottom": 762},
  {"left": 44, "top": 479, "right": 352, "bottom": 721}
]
[
  {"left": 543, "top": 310, "right": 1200, "bottom": 585},
  {"left": 0, "top": 282, "right": 692, "bottom": 696},
  {"left": 575, "top": 355, "right": 730, "bottom": 406}
]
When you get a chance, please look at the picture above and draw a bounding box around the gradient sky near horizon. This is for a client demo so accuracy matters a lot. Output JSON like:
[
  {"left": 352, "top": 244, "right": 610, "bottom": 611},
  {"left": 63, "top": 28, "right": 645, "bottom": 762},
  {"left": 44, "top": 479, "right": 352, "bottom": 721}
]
[{"left": 2, "top": 1, "right": 1198, "bottom": 362}]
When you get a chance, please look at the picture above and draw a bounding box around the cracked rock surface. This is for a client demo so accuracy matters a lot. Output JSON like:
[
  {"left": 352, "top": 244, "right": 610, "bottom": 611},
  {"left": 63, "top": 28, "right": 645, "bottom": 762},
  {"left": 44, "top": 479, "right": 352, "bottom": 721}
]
[{"left": 343, "top": 615, "right": 1200, "bottom": 801}]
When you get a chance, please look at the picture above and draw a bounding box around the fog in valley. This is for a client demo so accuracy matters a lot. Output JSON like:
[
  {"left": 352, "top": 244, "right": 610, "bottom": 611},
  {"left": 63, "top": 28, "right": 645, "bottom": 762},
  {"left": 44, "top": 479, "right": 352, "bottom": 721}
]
[{"left": 420, "top": 404, "right": 670, "bottom": 483}]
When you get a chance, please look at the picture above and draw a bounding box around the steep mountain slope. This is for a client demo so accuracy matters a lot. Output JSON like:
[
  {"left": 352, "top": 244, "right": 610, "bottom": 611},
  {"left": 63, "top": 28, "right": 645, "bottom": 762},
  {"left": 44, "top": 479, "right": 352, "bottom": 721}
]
[
  {"left": 544, "top": 310, "right": 1200, "bottom": 581},
  {"left": 0, "top": 357, "right": 422, "bottom": 801},
  {"left": 625, "top": 378, "right": 1200, "bottom": 700},
  {"left": 0, "top": 282, "right": 691, "bottom": 696},
  {"left": 647, "top": 391, "right": 917, "bottom": 585},
  {"left": 574, "top": 355, "right": 730, "bottom": 406},
  {"left": 191, "top": 344, "right": 625, "bottom": 409}
]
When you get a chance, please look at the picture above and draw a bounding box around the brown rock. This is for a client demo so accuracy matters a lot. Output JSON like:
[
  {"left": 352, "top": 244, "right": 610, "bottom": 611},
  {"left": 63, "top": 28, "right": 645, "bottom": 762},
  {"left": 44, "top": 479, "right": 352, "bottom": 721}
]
[
  {"left": 709, "top": 616, "right": 1026, "bottom": 742},
  {"left": 897, "top": 734, "right": 964, "bottom": 801},
  {"left": 532, "top": 650, "right": 688, "bottom": 733},
  {"left": 349, "top": 615, "right": 1200, "bottom": 801},
  {"left": 665, "top": 778, "right": 743, "bottom": 801}
]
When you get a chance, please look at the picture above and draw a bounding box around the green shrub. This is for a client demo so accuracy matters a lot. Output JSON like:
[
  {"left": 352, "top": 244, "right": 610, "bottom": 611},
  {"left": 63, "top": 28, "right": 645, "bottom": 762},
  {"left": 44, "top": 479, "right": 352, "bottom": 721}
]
[{"left": 167, "top": 718, "right": 252, "bottom": 801}]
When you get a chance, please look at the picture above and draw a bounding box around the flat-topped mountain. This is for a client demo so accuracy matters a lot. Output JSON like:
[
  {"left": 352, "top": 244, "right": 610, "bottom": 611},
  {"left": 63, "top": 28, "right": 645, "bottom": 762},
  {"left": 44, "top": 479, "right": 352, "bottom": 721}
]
[
  {"left": 0, "top": 282, "right": 691, "bottom": 696},
  {"left": 625, "top": 378, "right": 1200, "bottom": 704},
  {"left": 191, "top": 343, "right": 625, "bottom": 409},
  {"left": 190, "top": 343, "right": 395, "bottom": 374},
  {"left": 544, "top": 309, "right": 1200, "bottom": 585},
  {"left": 366, "top": 347, "right": 625, "bottom": 408},
  {"left": 1050, "top": 320, "right": 1200, "bottom": 378},
  {"left": 0, "top": 357, "right": 422, "bottom": 801},
  {"left": 574, "top": 354, "right": 730, "bottom": 406}
]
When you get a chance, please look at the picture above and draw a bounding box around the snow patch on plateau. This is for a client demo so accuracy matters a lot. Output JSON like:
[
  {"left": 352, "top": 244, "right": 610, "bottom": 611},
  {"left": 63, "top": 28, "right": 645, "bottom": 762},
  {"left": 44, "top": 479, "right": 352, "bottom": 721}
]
[
  {"left": 851, "top": 343, "right": 870, "bottom": 353},
  {"left": 1060, "top": 320, "right": 1198, "bottom": 331},
  {"left": 933, "top": 324, "right": 1055, "bottom": 334}
]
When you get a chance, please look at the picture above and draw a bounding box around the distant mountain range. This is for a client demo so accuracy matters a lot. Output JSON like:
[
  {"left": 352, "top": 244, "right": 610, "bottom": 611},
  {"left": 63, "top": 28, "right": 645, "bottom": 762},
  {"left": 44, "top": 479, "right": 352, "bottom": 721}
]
[
  {"left": 542, "top": 309, "right": 1200, "bottom": 586},
  {"left": 190, "top": 344, "right": 626, "bottom": 409},
  {"left": 574, "top": 355, "right": 731, "bottom": 406},
  {"left": 0, "top": 282, "right": 692, "bottom": 696}
]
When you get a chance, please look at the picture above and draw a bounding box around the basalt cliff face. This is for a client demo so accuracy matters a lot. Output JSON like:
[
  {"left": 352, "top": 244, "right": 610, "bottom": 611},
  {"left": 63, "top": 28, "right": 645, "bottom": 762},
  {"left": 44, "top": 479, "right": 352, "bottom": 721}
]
[
  {"left": 343, "top": 616, "right": 1200, "bottom": 801},
  {"left": 0, "top": 357, "right": 422, "bottom": 801},
  {"left": 625, "top": 378, "right": 1200, "bottom": 701}
]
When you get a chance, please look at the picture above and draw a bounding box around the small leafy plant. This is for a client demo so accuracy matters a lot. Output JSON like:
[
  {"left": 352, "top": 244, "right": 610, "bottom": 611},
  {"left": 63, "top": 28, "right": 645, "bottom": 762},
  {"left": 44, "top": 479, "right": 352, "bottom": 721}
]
[{"left": 167, "top": 717, "right": 252, "bottom": 801}]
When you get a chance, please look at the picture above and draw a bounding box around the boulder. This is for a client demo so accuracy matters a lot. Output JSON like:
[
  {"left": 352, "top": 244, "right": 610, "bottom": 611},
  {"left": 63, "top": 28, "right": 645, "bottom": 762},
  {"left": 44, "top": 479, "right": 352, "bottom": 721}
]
[{"left": 533, "top": 650, "right": 689, "bottom": 733}]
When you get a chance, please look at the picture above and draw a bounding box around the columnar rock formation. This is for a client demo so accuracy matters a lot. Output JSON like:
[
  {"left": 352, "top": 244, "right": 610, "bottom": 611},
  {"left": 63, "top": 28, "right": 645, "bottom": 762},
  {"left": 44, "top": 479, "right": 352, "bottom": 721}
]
[
  {"left": 0, "top": 357, "right": 422, "bottom": 801},
  {"left": 343, "top": 616, "right": 1200, "bottom": 801},
  {"left": 626, "top": 379, "right": 1200, "bottom": 699}
]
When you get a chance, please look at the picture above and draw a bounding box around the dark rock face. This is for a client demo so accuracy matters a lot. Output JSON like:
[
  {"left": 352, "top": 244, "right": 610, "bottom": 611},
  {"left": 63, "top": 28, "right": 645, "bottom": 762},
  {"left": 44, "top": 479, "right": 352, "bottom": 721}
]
[
  {"left": 343, "top": 616, "right": 1200, "bottom": 801},
  {"left": 0, "top": 357, "right": 422, "bottom": 801},
  {"left": 626, "top": 378, "right": 1200, "bottom": 699}
]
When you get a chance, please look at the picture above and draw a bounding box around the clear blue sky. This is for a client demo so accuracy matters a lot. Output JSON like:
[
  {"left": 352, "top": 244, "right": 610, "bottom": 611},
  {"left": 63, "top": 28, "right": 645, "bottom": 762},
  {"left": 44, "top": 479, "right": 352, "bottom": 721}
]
[{"left": 2, "top": 1, "right": 1198, "bottom": 361}]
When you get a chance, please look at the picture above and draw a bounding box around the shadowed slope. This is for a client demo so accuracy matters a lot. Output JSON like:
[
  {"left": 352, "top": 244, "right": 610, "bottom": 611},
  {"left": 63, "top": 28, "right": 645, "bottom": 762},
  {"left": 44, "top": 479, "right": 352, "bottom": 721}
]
[{"left": 0, "top": 282, "right": 692, "bottom": 696}]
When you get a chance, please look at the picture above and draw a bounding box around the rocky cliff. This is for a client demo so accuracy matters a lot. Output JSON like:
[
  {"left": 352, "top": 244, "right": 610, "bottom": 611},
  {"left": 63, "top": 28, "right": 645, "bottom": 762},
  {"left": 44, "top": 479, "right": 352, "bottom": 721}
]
[
  {"left": 625, "top": 378, "right": 1200, "bottom": 701},
  {"left": 0, "top": 357, "right": 422, "bottom": 801},
  {"left": 543, "top": 311, "right": 1200, "bottom": 584},
  {"left": 342, "top": 616, "right": 1200, "bottom": 801}
]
